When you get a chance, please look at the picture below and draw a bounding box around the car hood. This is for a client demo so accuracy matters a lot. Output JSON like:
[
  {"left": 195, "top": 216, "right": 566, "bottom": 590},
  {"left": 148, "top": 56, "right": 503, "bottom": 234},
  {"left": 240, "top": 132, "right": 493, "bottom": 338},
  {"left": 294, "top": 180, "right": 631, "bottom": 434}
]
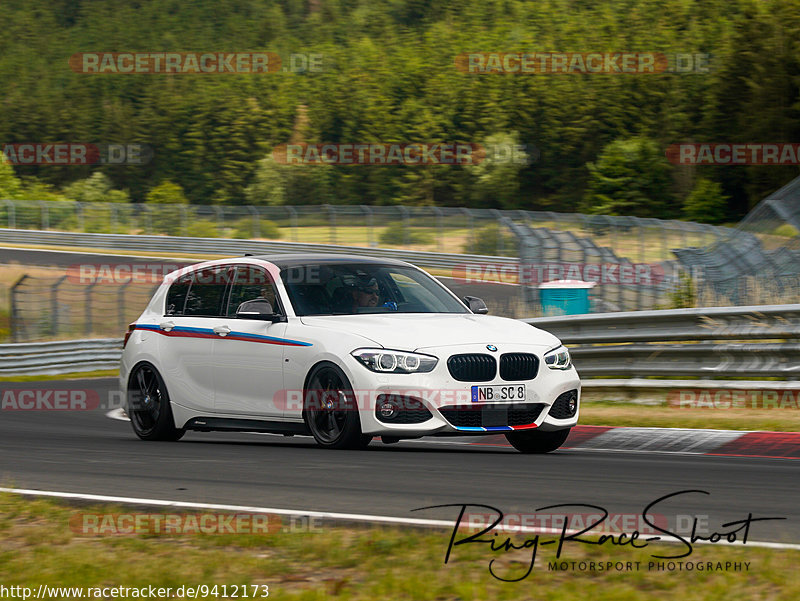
[{"left": 299, "top": 313, "right": 560, "bottom": 351}]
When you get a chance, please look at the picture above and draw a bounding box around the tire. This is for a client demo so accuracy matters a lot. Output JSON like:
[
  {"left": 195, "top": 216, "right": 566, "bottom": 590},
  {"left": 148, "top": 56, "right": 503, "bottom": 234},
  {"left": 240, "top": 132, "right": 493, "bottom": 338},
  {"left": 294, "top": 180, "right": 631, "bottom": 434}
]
[
  {"left": 505, "top": 428, "right": 570, "bottom": 454},
  {"left": 303, "top": 363, "right": 371, "bottom": 450},
  {"left": 127, "top": 362, "right": 185, "bottom": 441}
]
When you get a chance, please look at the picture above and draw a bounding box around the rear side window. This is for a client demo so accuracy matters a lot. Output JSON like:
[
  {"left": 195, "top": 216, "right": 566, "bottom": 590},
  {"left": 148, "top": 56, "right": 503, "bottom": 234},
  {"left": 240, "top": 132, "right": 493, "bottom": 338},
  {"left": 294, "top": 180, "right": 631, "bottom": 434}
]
[
  {"left": 178, "top": 266, "right": 231, "bottom": 317},
  {"left": 165, "top": 274, "right": 192, "bottom": 316},
  {"left": 226, "top": 265, "right": 279, "bottom": 316}
]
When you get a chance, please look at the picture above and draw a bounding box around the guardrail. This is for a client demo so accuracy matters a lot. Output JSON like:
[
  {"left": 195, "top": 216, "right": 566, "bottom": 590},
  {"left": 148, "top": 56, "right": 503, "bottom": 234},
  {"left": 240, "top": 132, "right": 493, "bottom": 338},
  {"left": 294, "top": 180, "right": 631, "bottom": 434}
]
[
  {"left": 0, "top": 339, "right": 122, "bottom": 376},
  {"left": 0, "top": 228, "right": 516, "bottom": 271},
  {"left": 2, "top": 305, "right": 798, "bottom": 378},
  {"left": 525, "top": 304, "right": 800, "bottom": 379}
]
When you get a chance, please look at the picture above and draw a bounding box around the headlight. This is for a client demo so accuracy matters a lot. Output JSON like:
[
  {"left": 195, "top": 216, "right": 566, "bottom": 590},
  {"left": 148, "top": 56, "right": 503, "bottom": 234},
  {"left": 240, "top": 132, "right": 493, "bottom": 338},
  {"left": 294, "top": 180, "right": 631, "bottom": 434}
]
[
  {"left": 351, "top": 349, "right": 438, "bottom": 374},
  {"left": 544, "top": 345, "right": 571, "bottom": 370}
]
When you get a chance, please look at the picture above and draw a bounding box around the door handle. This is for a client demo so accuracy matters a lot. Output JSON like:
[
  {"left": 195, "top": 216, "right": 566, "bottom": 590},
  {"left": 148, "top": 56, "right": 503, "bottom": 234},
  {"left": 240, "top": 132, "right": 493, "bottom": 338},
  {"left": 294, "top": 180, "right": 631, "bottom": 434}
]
[
  {"left": 213, "top": 325, "right": 231, "bottom": 337},
  {"left": 159, "top": 321, "right": 175, "bottom": 332}
]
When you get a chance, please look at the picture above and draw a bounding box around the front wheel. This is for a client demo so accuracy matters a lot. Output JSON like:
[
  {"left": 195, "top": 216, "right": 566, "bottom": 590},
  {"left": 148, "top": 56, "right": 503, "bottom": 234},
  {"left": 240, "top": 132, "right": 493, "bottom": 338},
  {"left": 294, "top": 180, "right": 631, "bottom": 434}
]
[
  {"left": 505, "top": 428, "right": 570, "bottom": 454},
  {"left": 303, "top": 363, "right": 371, "bottom": 450},
  {"left": 127, "top": 363, "right": 185, "bottom": 441}
]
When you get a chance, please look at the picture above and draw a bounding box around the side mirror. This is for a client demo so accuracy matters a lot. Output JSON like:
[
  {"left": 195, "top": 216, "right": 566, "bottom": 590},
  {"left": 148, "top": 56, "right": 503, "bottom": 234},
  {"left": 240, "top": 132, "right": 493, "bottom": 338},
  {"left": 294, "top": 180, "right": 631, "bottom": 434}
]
[
  {"left": 464, "top": 295, "right": 489, "bottom": 315},
  {"left": 236, "top": 299, "right": 285, "bottom": 322}
]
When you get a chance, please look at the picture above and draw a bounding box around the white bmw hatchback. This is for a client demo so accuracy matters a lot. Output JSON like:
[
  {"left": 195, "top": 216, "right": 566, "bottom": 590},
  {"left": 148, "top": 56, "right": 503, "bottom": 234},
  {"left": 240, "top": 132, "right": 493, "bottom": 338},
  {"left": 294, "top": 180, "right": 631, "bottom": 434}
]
[{"left": 120, "top": 254, "right": 580, "bottom": 453}]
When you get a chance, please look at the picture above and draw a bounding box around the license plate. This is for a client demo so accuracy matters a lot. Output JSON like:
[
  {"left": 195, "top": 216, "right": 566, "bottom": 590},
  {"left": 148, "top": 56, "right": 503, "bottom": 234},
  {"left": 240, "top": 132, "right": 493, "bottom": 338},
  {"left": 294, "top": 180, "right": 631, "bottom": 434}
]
[{"left": 471, "top": 385, "right": 526, "bottom": 403}]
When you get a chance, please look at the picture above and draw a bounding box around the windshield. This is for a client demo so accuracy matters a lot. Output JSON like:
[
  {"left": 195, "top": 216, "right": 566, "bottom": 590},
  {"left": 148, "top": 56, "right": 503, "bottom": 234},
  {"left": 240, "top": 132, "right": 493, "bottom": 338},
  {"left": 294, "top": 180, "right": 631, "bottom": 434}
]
[{"left": 280, "top": 263, "right": 470, "bottom": 316}]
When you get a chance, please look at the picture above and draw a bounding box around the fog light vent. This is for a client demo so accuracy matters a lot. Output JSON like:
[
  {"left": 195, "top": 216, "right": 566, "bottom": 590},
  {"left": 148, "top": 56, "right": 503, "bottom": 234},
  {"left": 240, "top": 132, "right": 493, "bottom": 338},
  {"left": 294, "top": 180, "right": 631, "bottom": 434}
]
[
  {"left": 374, "top": 395, "right": 433, "bottom": 424},
  {"left": 548, "top": 389, "right": 579, "bottom": 420}
]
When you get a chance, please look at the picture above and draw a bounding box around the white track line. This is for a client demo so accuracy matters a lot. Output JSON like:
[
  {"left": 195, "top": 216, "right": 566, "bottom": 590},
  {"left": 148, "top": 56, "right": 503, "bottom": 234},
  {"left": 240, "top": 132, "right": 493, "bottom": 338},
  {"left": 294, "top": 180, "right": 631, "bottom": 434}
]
[{"left": 1, "top": 487, "right": 798, "bottom": 551}]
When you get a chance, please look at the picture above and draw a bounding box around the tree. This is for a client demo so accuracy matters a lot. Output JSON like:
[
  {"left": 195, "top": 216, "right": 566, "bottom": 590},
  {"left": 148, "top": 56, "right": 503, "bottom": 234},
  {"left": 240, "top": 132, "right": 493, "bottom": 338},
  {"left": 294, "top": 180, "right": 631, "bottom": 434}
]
[
  {"left": 683, "top": 178, "right": 729, "bottom": 224},
  {"left": 62, "top": 173, "right": 129, "bottom": 203},
  {"left": 582, "top": 137, "right": 676, "bottom": 218},
  {"left": 468, "top": 132, "right": 529, "bottom": 209},
  {"left": 146, "top": 181, "right": 189, "bottom": 235},
  {"left": 245, "top": 156, "right": 287, "bottom": 206},
  {"left": 146, "top": 181, "right": 189, "bottom": 205},
  {"left": 0, "top": 160, "right": 22, "bottom": 199},
  {"left": 61, "top": 172, "right": 130, "bottom": 233}
]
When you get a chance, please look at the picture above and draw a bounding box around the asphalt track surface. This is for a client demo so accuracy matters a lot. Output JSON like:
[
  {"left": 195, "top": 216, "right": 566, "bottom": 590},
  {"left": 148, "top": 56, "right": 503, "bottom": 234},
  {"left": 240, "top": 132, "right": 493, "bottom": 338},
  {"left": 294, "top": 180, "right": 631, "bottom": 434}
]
[
  {"left": 0, "top": 246, "right": 521, "bottom": 315},
  {"left": 2, "top": 247, "right": 799, "bottom": 546},
  {"left": 1, "top": 378, "right": 798, "bottom": 545}
]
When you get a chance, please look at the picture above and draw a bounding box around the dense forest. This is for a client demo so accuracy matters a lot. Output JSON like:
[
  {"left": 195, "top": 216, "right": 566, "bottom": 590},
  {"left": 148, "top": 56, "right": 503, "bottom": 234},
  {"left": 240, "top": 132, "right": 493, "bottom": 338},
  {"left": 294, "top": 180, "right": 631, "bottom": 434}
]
[{"left": 1, "top": 0, "right": 799, "bottom": 222}]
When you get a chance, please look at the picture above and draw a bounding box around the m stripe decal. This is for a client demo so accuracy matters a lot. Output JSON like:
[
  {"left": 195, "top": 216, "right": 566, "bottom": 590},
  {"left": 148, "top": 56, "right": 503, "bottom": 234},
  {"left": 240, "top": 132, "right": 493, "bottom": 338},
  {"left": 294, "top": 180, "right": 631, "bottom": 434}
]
[{"left": 134, "top": 324, "right": 312, "bottom": 347}]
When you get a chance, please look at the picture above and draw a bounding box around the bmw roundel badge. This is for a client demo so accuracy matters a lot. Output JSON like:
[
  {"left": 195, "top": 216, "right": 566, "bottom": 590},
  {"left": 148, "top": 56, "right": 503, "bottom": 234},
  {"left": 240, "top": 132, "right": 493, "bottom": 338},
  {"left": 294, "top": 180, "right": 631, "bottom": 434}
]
[{"left": 486, "top": 345, "right": 497, "bottom": 352}]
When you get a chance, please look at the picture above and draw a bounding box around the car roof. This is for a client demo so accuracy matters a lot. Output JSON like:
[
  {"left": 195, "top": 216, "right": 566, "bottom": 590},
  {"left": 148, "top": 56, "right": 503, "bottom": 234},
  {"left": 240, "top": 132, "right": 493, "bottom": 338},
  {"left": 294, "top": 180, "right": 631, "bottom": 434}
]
[{"left": 249, "top": 253, "right": 414, "bottom": 269}]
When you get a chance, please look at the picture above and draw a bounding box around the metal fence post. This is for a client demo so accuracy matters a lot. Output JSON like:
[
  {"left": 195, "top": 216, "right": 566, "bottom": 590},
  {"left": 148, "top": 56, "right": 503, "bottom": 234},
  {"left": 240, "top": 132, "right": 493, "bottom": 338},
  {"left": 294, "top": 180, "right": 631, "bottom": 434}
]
[
  {"left": 287, "top": 206, "right": 298, "bottom": 242},
  {"left": 118, "top": 281, "right": 130, "bottom": 329},
  {"left": 490, "top": 209, "right": 503, "bottom": 255},
  {"left": 324, "top": 204, "right": 336, "bottom": 245},
  {"left": 433, "top": 207, "right": 444, "bottom": 253},
  {"left": 248, "top": 206, "right": 259, "bottom": 238},
  {"left": 214, "top": 206, "right": 224, "bottom": 237},
  {"left": 636, "top": 217, "right": 646, "bottom": 311},
  {"left": 85, "top": 283, "right": 96, "bottom": 336},
  {"left": 1, "top": 199, "right": 16, "bottom": 229},
  {"left": 39, "top": 201, "right": 49, "bottom": 230},
  {"left": 361, "top": 205, "right": 374, "bottom": 247},
  {"left": 146, "top": 204, "right": 155, "bottom": 234},
  {"left": 51, "top": 276, "right": 67, "bottom": 337},
  {"left": 181, "top": 205, "right": 189, "bottom": 237},
  {"left": 461, "top": 208, "right": 474, "bottom": 253},
  {"left": 399, "top": 206, "right": 409, "bottom": 246},
  {"left": 10, "top": 274, "right": 28, "bottom": 342}
]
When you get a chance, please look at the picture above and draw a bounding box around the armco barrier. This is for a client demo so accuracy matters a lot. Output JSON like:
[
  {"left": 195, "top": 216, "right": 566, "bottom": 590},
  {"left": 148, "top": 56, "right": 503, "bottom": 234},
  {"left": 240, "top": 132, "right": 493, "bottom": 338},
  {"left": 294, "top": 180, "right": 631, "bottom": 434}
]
[
  {"left": 0, "top": 339, "right": 122, "bottom": 376},
  {"left": 0, "top": 228, "right": 516, "bottom": 272},
  {"left": 1, "top": 305, "right": 798, "bottom": 378},
  {"left": 525, "top": 304, "right": 800, "bottom": 379},
  {"left": 524, "top": 304, "right": 800, "bottom": 342}
]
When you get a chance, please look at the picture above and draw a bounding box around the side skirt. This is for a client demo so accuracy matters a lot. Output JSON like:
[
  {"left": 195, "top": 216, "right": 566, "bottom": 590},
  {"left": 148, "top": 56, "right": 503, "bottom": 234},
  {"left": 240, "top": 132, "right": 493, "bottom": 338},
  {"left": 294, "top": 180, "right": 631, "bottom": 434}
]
[{"left": 184, "top": 417, "right": 310, "bottom": 436}]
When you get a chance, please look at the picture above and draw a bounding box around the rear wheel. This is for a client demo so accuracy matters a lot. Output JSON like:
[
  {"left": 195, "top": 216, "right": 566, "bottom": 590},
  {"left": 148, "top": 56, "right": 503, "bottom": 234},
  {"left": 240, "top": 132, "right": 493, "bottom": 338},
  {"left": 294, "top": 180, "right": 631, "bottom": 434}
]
[
  {"left": 127, "top": 363, "right": 185, "bottom": 441},
  {"left": 304, "top": 363, "right": 371, "bottom": 450},
  {"left": 505, "top": 428, "right": 570, "bottom": 454}
]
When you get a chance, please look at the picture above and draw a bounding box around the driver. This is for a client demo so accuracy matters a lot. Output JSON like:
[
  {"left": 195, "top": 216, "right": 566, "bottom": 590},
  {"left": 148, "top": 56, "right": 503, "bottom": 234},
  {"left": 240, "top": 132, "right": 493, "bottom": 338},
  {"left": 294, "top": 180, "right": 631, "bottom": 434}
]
[{"left": 352, "top": 276, "right": 380, "bottom": 308}]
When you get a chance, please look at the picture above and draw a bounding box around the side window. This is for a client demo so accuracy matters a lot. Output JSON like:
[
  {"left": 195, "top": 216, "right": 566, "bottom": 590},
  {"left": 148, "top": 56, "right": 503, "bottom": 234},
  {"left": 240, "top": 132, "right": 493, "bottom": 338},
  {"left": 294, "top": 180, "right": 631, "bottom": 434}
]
[
  {"left": 165, "top": 274, "right": 192, "bottom": 316},
  {"left": 183, "top": 266, "right": 230, "bottom": 317},
  {"left": 226, "top": 265, "right": 279, "bottom": 317}
]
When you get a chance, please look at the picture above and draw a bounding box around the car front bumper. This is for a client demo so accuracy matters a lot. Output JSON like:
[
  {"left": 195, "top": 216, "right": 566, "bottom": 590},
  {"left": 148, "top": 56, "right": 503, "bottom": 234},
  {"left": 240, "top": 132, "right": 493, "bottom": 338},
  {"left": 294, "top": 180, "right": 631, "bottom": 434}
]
[{"left": 346, "top": 345, "right": 581, "bottom": 437}]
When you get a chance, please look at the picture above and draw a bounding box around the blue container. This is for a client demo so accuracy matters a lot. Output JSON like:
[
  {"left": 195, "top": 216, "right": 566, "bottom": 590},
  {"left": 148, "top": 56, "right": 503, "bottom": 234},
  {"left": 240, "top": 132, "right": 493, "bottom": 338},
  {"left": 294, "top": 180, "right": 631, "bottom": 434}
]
[{"left": 538, "top": 280, "right": 594, "bottom": 316}]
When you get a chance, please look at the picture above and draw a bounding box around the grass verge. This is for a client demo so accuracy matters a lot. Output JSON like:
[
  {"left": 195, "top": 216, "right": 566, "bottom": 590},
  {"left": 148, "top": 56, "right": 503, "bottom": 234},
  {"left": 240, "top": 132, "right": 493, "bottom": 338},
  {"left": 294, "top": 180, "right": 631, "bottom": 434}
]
[
  {"left": 0, "top": 493, "right": 798, "bottom": 600},
  {"left": 580, "top": 400, "right": 800, "bottom": 432},
  {"left": 0, "top": 370, "right": 117, "bottom": 382}
]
